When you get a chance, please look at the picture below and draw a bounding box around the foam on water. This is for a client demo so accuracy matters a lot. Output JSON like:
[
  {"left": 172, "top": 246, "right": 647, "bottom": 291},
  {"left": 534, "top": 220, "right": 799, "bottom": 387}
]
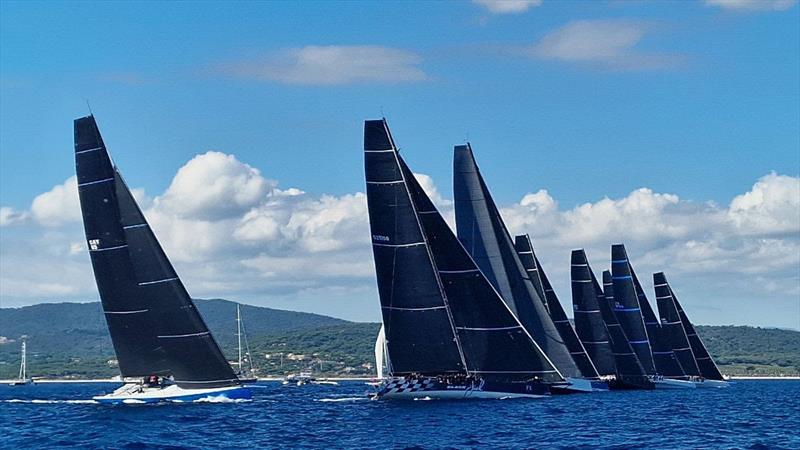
[
  {"left": 316, "top": 396, "right": 369, "bottom": 403},
  {"left": 192, "top": 396, "right": 252, "bottom": 403}
]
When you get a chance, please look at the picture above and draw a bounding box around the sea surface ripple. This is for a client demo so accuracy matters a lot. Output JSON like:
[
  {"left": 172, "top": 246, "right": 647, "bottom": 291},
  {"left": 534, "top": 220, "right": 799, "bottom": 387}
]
[{"left": 1, "top": 380, "right": 798, "bottom": 449}]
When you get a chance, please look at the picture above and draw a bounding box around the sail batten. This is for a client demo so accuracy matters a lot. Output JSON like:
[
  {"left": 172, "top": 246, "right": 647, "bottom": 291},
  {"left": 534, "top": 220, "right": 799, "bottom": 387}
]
[{"left": 75, "top": 115, "right": 239, "bottom": 389}]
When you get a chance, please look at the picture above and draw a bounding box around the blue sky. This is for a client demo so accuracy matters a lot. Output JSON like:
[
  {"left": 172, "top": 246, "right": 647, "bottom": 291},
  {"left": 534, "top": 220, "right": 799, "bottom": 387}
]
[{"left": 1, "top": 0, "right": 798, "bottom": 328}]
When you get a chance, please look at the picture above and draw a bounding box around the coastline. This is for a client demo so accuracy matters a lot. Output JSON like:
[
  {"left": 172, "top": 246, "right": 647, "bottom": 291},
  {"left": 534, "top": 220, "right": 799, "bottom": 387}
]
[{"left": 1, "top": 376, "right": 377, "bottom": 384}]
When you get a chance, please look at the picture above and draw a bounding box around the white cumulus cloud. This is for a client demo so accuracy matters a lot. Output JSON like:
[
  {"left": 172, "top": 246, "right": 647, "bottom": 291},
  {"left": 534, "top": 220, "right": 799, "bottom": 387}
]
[
  {"left": 30, "top": 176, "right": 81, "bottom": 226},
  {"left": 1, "top": 151, "right": 798, "bottom": 327},
  {"left": 155, "top": 151, "right": 276, "bottom": 220},
  {"left": 219, "top": 45, "right": 427, "bottom": 85},
  {"left": 728, "top": 172, "right": 800, "bottom": 236}
]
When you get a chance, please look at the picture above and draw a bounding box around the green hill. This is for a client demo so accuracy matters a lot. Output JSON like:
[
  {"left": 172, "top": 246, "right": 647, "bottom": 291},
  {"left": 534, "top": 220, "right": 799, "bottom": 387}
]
[{"left": 0, "top": 300, "right": 797, "bottom": 379}]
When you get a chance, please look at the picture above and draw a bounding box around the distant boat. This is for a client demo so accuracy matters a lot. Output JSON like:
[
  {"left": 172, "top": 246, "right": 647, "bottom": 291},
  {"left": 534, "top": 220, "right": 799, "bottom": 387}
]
[
  {"left": 74, "top": 115, "right": 250, "bottom": 404},
  {"left": 284, "top": 372, "right": 316, "bottom": 386},
  {"left": 365, "top": 119, "right": 564, "bottom": 399},
  {"left": 452, "top": 144, "right": 598, "bottom": 393},
  {"left": 235, "top": 304, "right": 258, "bottom": 384},
  {"left": 611, "top": 245, "right": 694, "bottom": 389},
  {"left": 374, "top": 324, "right": 390, "bottom": 380},
  {"left": 9, "top": 336, "right": 33, "bottom": 386},
  {"left": 654, "top": 272, "right": 729, "bottom": 388}
]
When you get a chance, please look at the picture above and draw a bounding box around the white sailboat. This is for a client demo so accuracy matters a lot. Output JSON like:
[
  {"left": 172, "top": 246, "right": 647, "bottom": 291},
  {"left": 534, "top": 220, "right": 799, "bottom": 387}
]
[
  {"left": 235, "top": 304, "right": 258, "bottom": 383},
  {"left": 9, "top": 336, "right": 33, "bottom": 386}
]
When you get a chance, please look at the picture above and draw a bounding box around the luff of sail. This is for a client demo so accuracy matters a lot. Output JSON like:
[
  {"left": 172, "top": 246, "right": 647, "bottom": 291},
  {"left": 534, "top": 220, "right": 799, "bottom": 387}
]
[
  {"left": 365, "top": 120, "right": 562, "bottom": 383},
  {"left": 660, "top": 274, "right": 725, "bottom": 381},
  {"left": 631, "top": 269, "right": 685, "bottom": 378},
  {"left": 610, "top": 244, "right": 657, "bottom": 375},
  {"left": 601, "top": 270, "right": 653, "bottom": 388},
  {"left": 515, "top": 235, "right": 600, "bottom": 379},
  {"left": 570, "top": 250, "right": 616, "bottom": 377},
  {"left": 654, "top": 272, "right": 701, "bottom": 377},
  {"left": 453, "top": 144, "right": 580, "bottom": 379},
  {"left": 75, "top": 115, "right": 239, "bottom": 389}
]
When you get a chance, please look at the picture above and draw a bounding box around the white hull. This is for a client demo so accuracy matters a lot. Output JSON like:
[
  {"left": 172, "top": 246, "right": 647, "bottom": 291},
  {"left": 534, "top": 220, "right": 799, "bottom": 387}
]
[
  {"left": 93, "top": 383, "right": 251, "bottom": 404},
  {"left": 653, "top": 378, "right": 696, "bottom": 389},
  {"left": 693, "top": 379, "right": 729, "bottom": 388}
]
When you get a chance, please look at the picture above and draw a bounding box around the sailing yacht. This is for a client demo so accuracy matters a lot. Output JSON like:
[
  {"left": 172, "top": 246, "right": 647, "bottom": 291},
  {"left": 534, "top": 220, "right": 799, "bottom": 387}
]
[
  {"left": 75, "top": 115, "right": 251, "bottom": 404},
  {"left": 572, "top": 252, "right": 653, "bottom": 390},
  {"left": 654, "top": 272, "right": 729, "bottom": 388},
  {"left": 513, "top": 235, "right": 608, "bottom": 392},
  {"left": 453, "top": 144, "right": 603, "bottom": 393},
  {"left": 235, "top": 304, "right": 258, "bottom": 383},
  {"left": 611, "top": 245, "right": 694, "bottom": 389},
  {"left": 9, "top": 337, "right": 33, "bottom": 386},
  {"left": 365, "top": 119, "right": 566, "bottom": 399}
]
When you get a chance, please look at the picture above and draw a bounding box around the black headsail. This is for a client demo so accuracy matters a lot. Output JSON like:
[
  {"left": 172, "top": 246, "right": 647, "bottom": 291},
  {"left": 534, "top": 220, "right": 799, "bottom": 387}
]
[
  {"left": 570, "top": 250, "right": 616, "bottom": 377},
  {"left": 610, "top": 244, "right": 656, "bottom": 375},
  {"left": 632, "top": 269, "right": 685, "bottom": 378},
  {"left": 365, "top": 120, "right": 562, "bottom": 382},
  {"left": 657, "top": 274, "right": 725, "bottom": 381},
  {"left": 515, "top": 235, "right": 600, "bottom": 379},
  {"left": 75, "top": 115, "right": 239, "bottom": 388},
  {"left": 654, "top": 272, "right": 700, "bottom": 377},
  {"left": 453, "top": 144, "right": 581, "bottom": 379},
  {"left": 602, "top": 270, "right": 653, "bottom": 388}
]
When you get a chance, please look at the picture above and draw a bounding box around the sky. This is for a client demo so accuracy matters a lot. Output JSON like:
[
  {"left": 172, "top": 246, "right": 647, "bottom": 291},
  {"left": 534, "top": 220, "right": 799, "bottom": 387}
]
[{"left": 0, "top": 0, "right": 798, "bottom": 329}]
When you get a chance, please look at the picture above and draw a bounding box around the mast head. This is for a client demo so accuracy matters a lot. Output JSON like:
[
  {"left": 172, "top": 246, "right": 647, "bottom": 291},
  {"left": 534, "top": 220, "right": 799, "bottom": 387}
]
[{"left": 364, "top": 119, "right": 394, "bottom": 151}]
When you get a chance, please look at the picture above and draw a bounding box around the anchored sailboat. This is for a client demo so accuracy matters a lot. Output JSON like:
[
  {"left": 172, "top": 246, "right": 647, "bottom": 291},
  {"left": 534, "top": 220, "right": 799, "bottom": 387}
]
[
  {"left": 601, "top": 270, "right": 654, "bottom": 389},
  {"left": 453, "top": 144, "right": 595, "bottom": 393},
  {"left": 9, "top": 336, "right": 33, "bottom": 386},
  {"left": 610, "top": 245, "right": 693, "bottom": 389},
  {"left": 235, "top": 304, "right": 257, "bottom": 383},
  {"left": 514, "top": 236, "right": 606, "bottom": 391},
  {"left": 365, "top": 119, "right": 565, "bottom": 399},
  {"left": 75, "top": 115, "right": 250, "bottom": 404},
  {"left": 654, "top": 272, "right": 728, "bottom": 387}
]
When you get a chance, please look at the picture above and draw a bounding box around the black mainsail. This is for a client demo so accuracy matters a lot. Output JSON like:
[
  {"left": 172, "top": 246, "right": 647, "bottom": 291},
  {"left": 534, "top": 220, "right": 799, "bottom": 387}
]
[
  {"left": 453, "top": 144, "right": 581, "bottom": 379},
  {"left": 569, "top": 250, "right": 616, "bottom": 377},
  {"left": 610, "top": 244, "right": 656, "bottom": 375},
  {"left": 602, "top": 270, "right": 653, "bottom": 388},
  {"left": 654, "top": 272, "right": 701, "bottom": 377},
  {"left": 515, "top": 235, "right": 599, "bottom": 379},
  {"left": 631, "top": 270, "right": 685, "bottom": 378},
  {"left": 365, "top": 120, "right": 562, "bottom": 383},
  {"left": 75, "top": 115, "right": 239, "bottom": 389},
  {"left": 657, "top": 273, "right": 725, "bottom": 381}
]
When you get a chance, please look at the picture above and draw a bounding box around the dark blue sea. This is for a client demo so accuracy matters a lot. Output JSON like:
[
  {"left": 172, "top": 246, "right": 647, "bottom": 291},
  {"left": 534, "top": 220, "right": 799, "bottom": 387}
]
[{"left": 1, "top": 380, "right": 798, "bottom": 449}]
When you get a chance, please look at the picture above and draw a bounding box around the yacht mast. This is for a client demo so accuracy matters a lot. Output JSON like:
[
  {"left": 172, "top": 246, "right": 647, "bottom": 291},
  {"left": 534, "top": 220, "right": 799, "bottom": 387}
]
[{"left": 18, "top": 337, "right": 27, "bottom": 380}]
